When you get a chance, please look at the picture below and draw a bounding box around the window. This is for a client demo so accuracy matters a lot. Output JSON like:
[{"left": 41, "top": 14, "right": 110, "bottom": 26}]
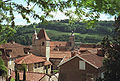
[
  {"left": 38, "top": 63, "right": 43, "bottom": 67},
  {"left": 41, "top": 42, "right": 45, "bottom": 46},
  {"left": 79, "top": 61, "right": 85, "bottom": 70},
  {"left": 101, "top": 72, "right": 104, "bottom": 79},
  {"left": 34, "top": 63, "right": 37, "bottom": 68},
  {"left": 48, "top": 65, "right": 50, "bottom": 68}
]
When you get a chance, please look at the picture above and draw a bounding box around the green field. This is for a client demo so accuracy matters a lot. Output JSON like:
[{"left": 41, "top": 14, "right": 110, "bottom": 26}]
[{"left": 7, "top": 20, "right": 114, "bottom": 45}]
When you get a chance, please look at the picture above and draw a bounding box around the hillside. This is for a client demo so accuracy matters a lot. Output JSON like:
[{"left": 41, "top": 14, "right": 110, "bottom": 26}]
[{"left": 8, "top": 20, "right": 114, "bottom": 45}]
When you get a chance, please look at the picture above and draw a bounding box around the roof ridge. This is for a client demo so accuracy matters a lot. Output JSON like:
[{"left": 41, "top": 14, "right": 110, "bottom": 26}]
[
  {"left": 37, "top": 29, "right": 50, "bottom": 40},
  {"left": 20, "top": 54, "right": 32, "bottom": 64}
]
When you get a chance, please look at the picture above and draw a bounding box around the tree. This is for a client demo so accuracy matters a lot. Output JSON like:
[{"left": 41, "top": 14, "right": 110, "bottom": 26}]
[
  {"left": 102, "top": 16, "right": 120, "bottom": 81},
  {"left": 15, "top": 69, "right": 19, "bottom": 81},
  {"left": 0, "top": 54, "right": 8, "bottom": 77},
  {"left": 1, "top": 0, "right": 120, "bottom": 43},
  {"left": 23, "top": 67, "right": 26, "bottom": 81}
]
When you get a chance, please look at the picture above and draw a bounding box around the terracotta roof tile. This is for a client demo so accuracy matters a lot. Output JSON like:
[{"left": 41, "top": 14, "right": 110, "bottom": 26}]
[
  {"left": 79, "top": 48, "right": 103, "bottom": 68},
  {"left": 11, "top": 71, "right": 45, "bottom": 81},
  {"left": 79, "top": 53, "right": 103, "bottom": 68},
  {"left": 44, "top": 61, "right": 52, "bottom": 66},
  {"left": 59, "top": 48, "right": 104, "bottom": 68},
  {"left": 37, "top": 29, "right": 50, "bottom": 40},
  {"left": 50, "top": 51, "right": 71, "bottom": 58},
  {"left": 15, "top": 53, "right": 46, "bottom": 64}
]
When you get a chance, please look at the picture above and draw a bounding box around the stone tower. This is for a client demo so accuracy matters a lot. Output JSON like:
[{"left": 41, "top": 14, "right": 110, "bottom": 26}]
[
  {"left": 69, "top": 31, "right": 75, "bottom": 50},
  {"left": 32, "top": 29, "right": 50, "bottom": 61}
]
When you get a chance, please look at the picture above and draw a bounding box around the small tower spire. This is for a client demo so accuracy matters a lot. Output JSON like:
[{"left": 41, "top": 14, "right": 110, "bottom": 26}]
[
  {"left": 68, "top": 31, "right": 75, "bottom": 50},
  {"left": 71, "top": 31, "right": 74, "bottom": 36},
  {"left": 34, "top": 30, "right": 38, "bottom": 39}
]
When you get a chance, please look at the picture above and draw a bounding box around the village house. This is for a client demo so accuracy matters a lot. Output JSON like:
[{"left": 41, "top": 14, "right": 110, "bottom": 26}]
[
  {"left": 0, "top": 41, "right": 29, "bottom": 74},
  {"left": 15, "top": 53, "right": 52, "bottom": 74},
  {"left": 58, "top": 47, "right": 104, "bottom": 81},
  {"left": 0, "top": 28, "right": 105, "bottom": 81}
]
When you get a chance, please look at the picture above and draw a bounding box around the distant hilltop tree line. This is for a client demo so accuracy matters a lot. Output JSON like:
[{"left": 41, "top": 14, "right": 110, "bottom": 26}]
[{"left": 7, "top": 20, "right": 114, "bottom": 45}]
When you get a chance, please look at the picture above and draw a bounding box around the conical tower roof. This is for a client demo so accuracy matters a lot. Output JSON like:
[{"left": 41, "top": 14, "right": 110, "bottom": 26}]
[{"left": 37, "top": 28, "right": 50, "bottom": 40}]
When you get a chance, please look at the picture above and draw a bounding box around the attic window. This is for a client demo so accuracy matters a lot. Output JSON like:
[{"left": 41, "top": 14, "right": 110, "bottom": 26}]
[
  {"left": 42, "top": 42, "right": 45, "bottom": 46},
  {"left": 79, "top": 61, "right": 85, "bottom": 70}
]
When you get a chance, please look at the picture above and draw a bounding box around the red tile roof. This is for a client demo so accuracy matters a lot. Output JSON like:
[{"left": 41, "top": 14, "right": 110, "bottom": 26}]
[
  {"left": 37, "top": 29, "right": 50, "bottom": 40},
  {"left": 59, "top": 48, "right": 104, "bottom": 69},
  {"left": 44, "top": 61, "right": 52, "bottom": 66},
  {"left": 15, "top": 53, "right": 46, "bottom": 64},
  {"left": 79, "top": 48, "right": 103, "bottom": 68},
  {"left": 79, "top": 53, "right": 103, "bottom": 68},
  {"left": 50, "top": 51, "right": 71, "bottom": 59},
  {"left": 11, "top": 71, "right": 45, "bottom": 81}
]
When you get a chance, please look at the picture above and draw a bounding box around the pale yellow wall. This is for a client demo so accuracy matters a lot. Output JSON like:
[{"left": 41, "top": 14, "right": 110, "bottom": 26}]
[
  {"left": 8, "top": 59, "right": 15, "bottom": 71},
  {"left": 33, "top": 64, "right": 51, "bottom": 74},
  {"left": 28, "top": 64, "right": 34, "bottom": 72},
  {"left": 33, "top": 66, "right": 45, "bottom": 73},
  {"left": 44, "top": 65, "right": 51, "bottom": 74},
  {"left": 48, "top": 65, "right": 51, "bottom": 74}
]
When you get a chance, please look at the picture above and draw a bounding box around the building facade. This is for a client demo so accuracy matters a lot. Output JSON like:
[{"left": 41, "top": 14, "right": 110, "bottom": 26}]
[
  {"left": 31, "top": 29, "right": 75, "bottom": 69},
  {"left": 58, "top": 48, "right": 104, "bottom": 81}
]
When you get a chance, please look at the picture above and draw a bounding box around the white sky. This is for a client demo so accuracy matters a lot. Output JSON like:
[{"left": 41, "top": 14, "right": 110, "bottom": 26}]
[{"left": 11, "top": 0, "right": 114, "bottom": 25}]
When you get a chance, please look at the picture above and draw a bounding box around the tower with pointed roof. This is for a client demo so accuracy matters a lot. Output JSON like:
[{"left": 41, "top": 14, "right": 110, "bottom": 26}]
[
  {"left": 32, "top": 30, "right": 38, "bottom": 45},
  {"left": 32, "top": 29, "right": 50, "bottom": 61}
]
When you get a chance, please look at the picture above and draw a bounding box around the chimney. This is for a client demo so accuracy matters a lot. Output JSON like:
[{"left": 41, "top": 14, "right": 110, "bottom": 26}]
[
  {"left": 71, "top": 51, "right": 77, "bottom": 57},
  {"left": 97, "top": 49, "right": 104, "bottom": 57},
  {"left": 10, "top": 41, "right": 15, "bottom": 44}
]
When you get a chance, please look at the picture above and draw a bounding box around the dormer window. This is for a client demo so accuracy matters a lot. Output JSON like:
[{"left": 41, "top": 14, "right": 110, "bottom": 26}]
[{"left": 79, "top": 60, "right": 85, "bottom": 70}]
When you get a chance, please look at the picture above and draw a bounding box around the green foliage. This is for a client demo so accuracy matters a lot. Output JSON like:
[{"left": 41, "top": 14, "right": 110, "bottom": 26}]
[
  {"left": 0, "top": 57, "right": 8, "bottom": 77},
  {"left": 52, "top": 70, "right": 59, "bottom": 74},
  {"left": 1, "top": 0, "right": 120, "bottom": 44},
  {"left": 10, "top": 78, "right": 15, "bottom": 81},
  {"left": 7, "top": 20, "right": 113, "bottom": 45},
  {"left": 102, "top": 16, "right": 120, "bottom": 81},
  {"left": 17, "top": 64, "right": 27, "bottom": 71},
  {"left": 15, "top": 69, "right": 19, "bottom": 81}
]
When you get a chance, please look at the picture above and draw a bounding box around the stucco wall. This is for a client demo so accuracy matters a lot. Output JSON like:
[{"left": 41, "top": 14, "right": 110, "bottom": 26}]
[{"left": 34, "top": 66, "right": 45, "bottom": 73}]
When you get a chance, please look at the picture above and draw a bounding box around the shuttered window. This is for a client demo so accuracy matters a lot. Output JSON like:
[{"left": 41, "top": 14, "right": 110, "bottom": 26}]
[{"left": 79, "top": 61, "right": 85, "bottom": 70}]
